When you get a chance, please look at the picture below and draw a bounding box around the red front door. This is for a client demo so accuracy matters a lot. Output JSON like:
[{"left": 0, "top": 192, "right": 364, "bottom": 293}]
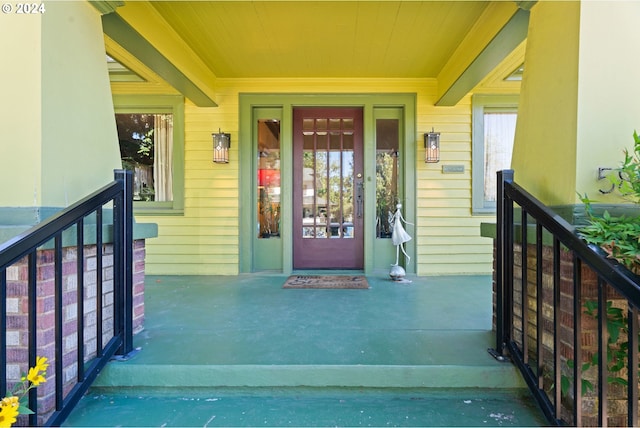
[{"left": 292, "top": 107, "right": 364, "bottom": 269}]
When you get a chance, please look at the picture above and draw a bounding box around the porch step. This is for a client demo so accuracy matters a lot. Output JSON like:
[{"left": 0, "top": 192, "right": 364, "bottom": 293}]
[
  {"left": 63, "top": 387, "right": 547, "bottom": 427},
  {"left": 92, "top": 362, "right": 525, "bottom": 389}
]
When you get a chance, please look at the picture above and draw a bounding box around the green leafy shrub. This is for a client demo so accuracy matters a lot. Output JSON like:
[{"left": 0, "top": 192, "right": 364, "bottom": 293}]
[
  {"left": 562, "top": 301, "right": 630, "bottom": 396},
  {"left": 578, "top": 131, "right": 640, "bottom": 273},
  {"left": 615, "top": 131, "right": 640, "bottom": 203},
  {"left": 578, "top": 199, "right": 640, "bottom": 272}
]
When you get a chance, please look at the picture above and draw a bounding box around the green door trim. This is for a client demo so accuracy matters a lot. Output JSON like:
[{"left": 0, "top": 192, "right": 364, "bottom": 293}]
[{"left": 239, "top": 93, "right": 416, "bottom": 275}]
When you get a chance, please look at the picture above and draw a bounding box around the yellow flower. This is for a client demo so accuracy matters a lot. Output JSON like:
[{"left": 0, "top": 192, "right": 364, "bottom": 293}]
[
  {"left": 26, "top": 366, "right": 46, "bottom": 386},
  {"left": 0, "top": 398, "right": 17, "bottom": 408},
  {"left": 34, "top": 356, "right": 48, "bottom": 374},
  {"left": 1, "top": 357, "right": 48, "bottom": 426},
  {"left": 0, "top": 397, "right": 19, "bottom": 427}
]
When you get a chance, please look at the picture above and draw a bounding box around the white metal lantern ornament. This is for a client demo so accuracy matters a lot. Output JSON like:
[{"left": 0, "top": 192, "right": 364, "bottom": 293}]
[{"left": 212, "top": 129, "right": 231, "bottom": 163}]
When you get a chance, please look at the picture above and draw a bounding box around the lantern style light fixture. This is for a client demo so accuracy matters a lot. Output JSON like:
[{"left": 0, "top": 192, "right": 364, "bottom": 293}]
[
  {"left": 212, "top": 129, "right": 231, "bottom": 163},
  {"left": 424, "top": 128, "right": 440, "bottom": 163}
]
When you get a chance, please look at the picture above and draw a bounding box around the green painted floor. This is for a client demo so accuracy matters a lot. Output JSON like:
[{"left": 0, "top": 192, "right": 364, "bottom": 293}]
[{"left": 63, "top": 274, "right": 548, "bottom": 426}]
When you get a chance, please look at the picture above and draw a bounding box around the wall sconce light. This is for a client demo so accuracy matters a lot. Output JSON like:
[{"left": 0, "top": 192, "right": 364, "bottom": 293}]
[
  {"left": 212, "top": 129, "right": 231, "bottom": 163},
  {"left": 424, "top": 128, "right": 440, "bottom": 163}
]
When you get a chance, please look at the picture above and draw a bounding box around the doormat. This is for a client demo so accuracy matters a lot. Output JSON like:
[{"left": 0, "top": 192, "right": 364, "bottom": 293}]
[{"left": 283, "top": 275, "right": 369, "bottom": 289}]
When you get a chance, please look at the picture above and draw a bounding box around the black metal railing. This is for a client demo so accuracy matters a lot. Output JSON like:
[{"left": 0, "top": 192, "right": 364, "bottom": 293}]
[
  {"left": 493, "top": 169, "right": 640, "bottom": 426},
  {"left": 1, "top": 170, "right": 133, "bottom": 426}
]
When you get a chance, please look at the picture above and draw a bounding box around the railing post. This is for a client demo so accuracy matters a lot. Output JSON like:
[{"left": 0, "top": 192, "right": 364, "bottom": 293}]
[
  {"left": 114, "top": 169, "right": 134, "bottom": 356},
  {"left": 491, "top": 169, "right": 514, "bottom": 359}
]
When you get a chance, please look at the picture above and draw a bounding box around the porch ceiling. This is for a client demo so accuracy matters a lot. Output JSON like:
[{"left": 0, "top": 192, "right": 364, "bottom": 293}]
[
  {"left": 106, "top": 1, "right": 528, "bottom": 106},
  {"left": 147, "top": 1, "right": 488, "bottom": 79}
]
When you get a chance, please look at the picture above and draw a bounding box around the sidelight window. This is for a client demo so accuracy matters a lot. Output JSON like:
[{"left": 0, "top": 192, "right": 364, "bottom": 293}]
[
  {"left": 257, "top": 119, "right": 281, "bottom": 238},
  {"left": 375, "top": 118, "right": 400, "bottom": 238}
]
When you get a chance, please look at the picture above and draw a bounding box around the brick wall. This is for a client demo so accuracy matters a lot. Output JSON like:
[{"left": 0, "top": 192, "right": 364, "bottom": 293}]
[
  {"left": 132, "top": 239, "right": 145, "bottom": 334},
  {"left": 5, "top": 240, "right": 146, "bottom": 425}
]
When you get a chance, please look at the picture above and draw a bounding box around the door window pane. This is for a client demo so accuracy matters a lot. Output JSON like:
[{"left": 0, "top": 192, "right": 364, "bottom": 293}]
[
  {"left": 341, "top": 133, "right": 354, "bottom": 238},
  {"left": 375, "top": 119, "right": 399, "bottom": 238},
  {"left": 328, "top": 133, "right": 342, "bottom": 238},
  {"left": 301, "top": 117, "right": 355, "bottom": 239},
  {"left": 302, "top": 134, "right": 316, "bottom": 238},
  {"left": 257, "top": 119, "right": 281, "bottom": 238},
  {"left": 116, "top": 113, "right": 173, "bottom": 202},
  {"left": 315, "top": 144, "right": 328, "bottom": 236}
]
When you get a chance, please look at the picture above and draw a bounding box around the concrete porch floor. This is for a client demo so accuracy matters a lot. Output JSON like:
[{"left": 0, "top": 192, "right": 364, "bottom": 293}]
[{"left": 63, "top": 274, "right": 547, "bottom": 427}]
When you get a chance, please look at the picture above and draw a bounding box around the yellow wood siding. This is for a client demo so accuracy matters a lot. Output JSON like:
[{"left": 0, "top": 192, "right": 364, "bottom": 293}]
[
  {"left": 149, "top": 92, "right": 240, "bottom": 274},
  {"left": 416, "top": 93, "right": 493, "bottom": 275},
  {"left": 114, "top": 78, "right": 497, "bottom": 275}
]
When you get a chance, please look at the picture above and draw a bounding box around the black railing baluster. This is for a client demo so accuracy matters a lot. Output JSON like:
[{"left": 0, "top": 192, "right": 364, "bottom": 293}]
[
  {"left": 627, "top": 305, "right": 638, "bottom": 427},
  {"left": 597, "top": 279, "right": 608, "bottom": 427},
  {"left": 1, "top": 269, "right": 6, "bottom": 397},
  {"left": 54, "top": 233, "right": 63, "bottom": 412},
  {"left": 553, "top": 238, "right": 561, "bottom": 418},
  {"left": 96, "top": 207, "right": 103, "bottom": 357},
  {"left": 28, "top": 250, "right": 37, "bottom": 427},
  {"left": 96, "top": 207, "right": 103, "bottom": 356},
  {"left": 536, "top": 224, "right": 544, "bottom": 390},
  {"left": 521, "top": 209, "right": 528, "bottom": 363},
  {"left": 573, "top": 254, "right": 582, "bottom": 425},
  {"left": 76, "top": 220, "right": 85, "bottom": 382}
]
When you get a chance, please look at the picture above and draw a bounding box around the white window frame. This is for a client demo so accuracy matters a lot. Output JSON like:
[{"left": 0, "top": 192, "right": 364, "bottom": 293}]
[
  {"left": 113, "top": 94, "right": 185, "bottom": 215},
  {"left": 471, "top": 94, "right": 519, "bottom": 215}
]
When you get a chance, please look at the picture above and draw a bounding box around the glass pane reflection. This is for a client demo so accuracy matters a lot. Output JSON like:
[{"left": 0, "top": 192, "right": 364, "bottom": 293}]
[
  {"left": 376, "top": 119, "right": 399, "bottom": 238},
  {"left": 257, "top": 119, "right": 281, "bottom": 238},
  {"left": 300, "top": 116, "right": 356, "bottom": 239}
]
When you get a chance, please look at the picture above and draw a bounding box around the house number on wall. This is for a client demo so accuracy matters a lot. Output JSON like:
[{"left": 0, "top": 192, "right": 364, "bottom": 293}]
[{"left": 597, "top": 167, "right": 617, "bottom": 194}]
